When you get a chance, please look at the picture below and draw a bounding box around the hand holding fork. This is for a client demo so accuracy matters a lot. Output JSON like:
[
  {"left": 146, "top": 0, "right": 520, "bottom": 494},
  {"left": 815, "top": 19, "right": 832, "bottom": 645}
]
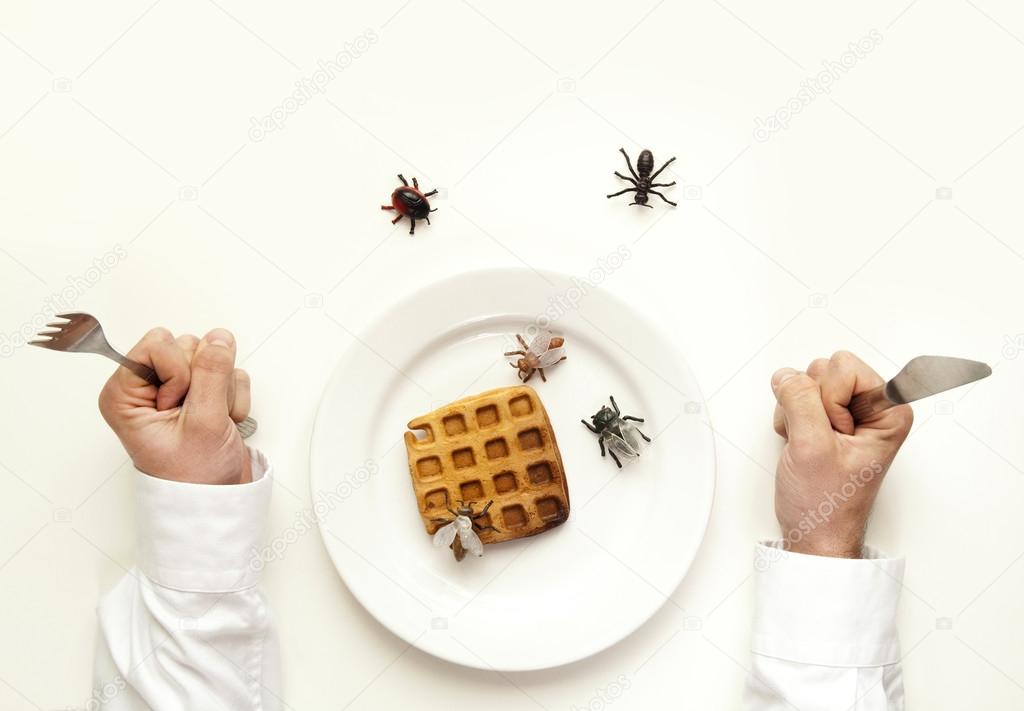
[{"left": 32, "top": 314, "right": 257, "bottom": 485}]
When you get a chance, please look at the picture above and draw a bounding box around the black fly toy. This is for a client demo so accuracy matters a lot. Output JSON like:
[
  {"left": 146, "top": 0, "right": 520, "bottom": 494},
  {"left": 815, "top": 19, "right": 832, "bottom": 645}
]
[
  {"left": 581, "top": 396, "right": 652, "bottom": 468},
  {"left": 606, "top": 148, "right": 677, "bottom": 208}
]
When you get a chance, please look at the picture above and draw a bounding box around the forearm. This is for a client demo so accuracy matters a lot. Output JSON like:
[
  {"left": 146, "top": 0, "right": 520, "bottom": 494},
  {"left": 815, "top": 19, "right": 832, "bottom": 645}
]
[
  {"left": 743, "top": 541, "right": 906, "bottom": 711},
  {"left": 94, "top": 448, "right": 281, "bottom": 710}
]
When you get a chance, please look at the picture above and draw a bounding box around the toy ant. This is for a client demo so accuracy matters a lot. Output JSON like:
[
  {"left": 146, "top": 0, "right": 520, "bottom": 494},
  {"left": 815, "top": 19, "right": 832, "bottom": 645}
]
[
  {"left": 381, "top": 174, "right": 437, "bottom": 235},
  {"left": 606, "top": 148, "right": 677, "bottom": 208}
]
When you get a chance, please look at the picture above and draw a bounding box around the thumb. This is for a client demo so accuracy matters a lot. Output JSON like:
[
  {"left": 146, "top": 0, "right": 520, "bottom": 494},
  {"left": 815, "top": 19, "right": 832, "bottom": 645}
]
[
  {"left": 771, "top": 368, "right": 832, "bottom": 446},
  {"left": 184, "top": 328, "right": 236, "bottom": 426}
]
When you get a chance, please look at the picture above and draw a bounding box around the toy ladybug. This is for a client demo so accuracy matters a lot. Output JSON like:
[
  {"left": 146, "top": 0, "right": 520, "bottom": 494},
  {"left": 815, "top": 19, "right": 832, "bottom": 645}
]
[{"left": 380, "top": 174, "right": 437, "bottom": 235}]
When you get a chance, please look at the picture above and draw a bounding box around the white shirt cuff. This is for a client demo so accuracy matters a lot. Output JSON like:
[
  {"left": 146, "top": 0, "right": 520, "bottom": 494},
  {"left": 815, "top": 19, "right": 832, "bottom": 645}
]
[
  {"left": 751, "top": 540, "right": 904, "bottom": 667},
  {"left": 135, "top": 447, "right": 272, "bottom": 593}
]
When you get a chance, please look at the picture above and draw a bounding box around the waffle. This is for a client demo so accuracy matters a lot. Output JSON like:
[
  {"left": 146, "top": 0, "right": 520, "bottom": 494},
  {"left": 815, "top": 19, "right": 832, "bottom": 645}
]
[{"left": 403, "top": 385, "right": 570, "bottom": 545}]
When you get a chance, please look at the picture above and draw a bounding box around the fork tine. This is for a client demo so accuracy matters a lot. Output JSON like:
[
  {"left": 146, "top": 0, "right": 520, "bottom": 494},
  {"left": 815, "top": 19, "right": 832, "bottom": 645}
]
[
  {"left": 44, "top": 321, "right": 69, "bottom": 329},
  {"left": 28, "top": 338, "right": 58, "bottom": 349}
]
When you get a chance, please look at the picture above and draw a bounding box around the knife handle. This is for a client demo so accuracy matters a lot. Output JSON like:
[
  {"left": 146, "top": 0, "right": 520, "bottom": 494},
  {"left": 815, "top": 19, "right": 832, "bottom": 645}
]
[{"left": 848, "top": 385, "right": 892, "bottom": 423}]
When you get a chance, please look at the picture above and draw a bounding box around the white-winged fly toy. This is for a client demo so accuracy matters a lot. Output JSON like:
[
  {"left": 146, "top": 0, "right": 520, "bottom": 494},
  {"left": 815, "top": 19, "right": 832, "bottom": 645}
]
[
  {"left": 581, "top": 395, "right": 652, "bottom": 468},
  {"left": 432, "top": 500, "right": 499, "bottom": 562},
  {"left": 504, "top": 330, "right": 567, "bottom": 383}
]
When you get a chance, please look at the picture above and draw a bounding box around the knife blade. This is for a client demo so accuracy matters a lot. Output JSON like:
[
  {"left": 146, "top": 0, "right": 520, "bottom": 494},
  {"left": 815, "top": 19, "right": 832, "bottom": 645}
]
[{"left": 848, "top": 355, "right": 992, "bottom": 423}]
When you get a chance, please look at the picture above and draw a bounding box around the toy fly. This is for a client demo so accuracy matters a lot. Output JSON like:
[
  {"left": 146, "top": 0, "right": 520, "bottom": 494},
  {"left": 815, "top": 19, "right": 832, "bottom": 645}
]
[
  {"left": 504, "top": 330, "right": 567, "bottom": 383},
  {"left": 581, "top": 395, "right": 651, "bottom": 468},
  {"left": 432, "top": 500, "right": 498, "bottom": 561}
]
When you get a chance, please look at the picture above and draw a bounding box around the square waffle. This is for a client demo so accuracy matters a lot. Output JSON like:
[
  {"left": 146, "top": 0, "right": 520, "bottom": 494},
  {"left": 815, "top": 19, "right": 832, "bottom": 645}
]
[{"left": 403, "top": 385, "right": 570, "bottom": 545}]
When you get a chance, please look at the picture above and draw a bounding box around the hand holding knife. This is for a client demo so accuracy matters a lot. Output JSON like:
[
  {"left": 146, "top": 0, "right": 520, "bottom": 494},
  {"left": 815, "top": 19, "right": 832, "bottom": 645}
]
[{"left": 848, "top": 355, "right": 991, "bottom": 423}]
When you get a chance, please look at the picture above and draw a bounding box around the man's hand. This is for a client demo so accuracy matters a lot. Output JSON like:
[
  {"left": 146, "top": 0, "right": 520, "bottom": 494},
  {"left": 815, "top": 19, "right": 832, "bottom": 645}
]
[
  {"left": 98, "top": 327, "right": 253, "bottom": 485},
  {"left": 771, "top": 351, "right": 913, "bottom": 558}
]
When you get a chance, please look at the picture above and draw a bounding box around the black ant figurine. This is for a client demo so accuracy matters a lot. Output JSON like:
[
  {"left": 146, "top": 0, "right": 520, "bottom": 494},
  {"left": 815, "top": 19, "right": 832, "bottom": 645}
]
[
  {"left": 581, "top": 395, "right": 652, "bottom": 468},
  {"left": 381, "top": 174, "right": 437, "bottom": 235},
  {"left": 606, "top": 148, "right": 677, "bottom": 208}
]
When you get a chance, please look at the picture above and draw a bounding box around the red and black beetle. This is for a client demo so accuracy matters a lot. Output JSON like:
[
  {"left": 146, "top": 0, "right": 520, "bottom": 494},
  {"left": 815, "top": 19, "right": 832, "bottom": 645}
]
[{"left": 380, "top": 174, "right": 437, "bottom": 235}]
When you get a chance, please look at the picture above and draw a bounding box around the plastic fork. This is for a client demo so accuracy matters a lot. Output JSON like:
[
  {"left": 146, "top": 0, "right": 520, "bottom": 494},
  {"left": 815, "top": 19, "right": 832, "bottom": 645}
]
[{"left": 30, "top": 312, "right": 257, "bottom": 439}]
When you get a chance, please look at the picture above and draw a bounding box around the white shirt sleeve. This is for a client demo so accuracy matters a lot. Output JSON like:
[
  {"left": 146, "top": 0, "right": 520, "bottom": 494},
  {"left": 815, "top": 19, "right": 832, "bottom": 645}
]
[
  {"left": 92, "top": 447, "right": 281, "bottom": 711},
  {"left": 744, "top": 541, "right": 906, "bottom": 711}
]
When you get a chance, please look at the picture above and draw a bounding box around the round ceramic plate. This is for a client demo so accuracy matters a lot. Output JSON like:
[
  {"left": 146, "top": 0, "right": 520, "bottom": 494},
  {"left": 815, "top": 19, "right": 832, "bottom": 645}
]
[{"left": 310, "top": 268, "right": 715, "bottom": 671}]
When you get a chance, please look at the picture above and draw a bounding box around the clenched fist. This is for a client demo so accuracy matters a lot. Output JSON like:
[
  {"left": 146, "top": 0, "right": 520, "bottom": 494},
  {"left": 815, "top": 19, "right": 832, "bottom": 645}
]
[
  {"left": 771, "top": 351, "right": 913, "bottom": 558},
  {"left": 98, "top": 327, "right": 252, "bottom": 485}
]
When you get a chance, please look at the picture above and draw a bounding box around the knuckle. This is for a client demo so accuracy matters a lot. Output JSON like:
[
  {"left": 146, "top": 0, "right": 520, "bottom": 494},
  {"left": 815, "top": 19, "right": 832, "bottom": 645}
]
[
  {"left": 145, "top": 327, "right": 173, "bottom": 343},
  {"left": 779, "top": 373, "right": 817, "bottom": 399},
  {"left": 806, "top": 358, "right": 829, "bottom": 377},
  {"left": 193, "top": 344, "right": 234, "bottom": 373},
  {"left": 893, "top": 404, "right": 914, "bottom": 432},
  {"left": 830, "top": 350, "right": 857, "bottom": 368}
]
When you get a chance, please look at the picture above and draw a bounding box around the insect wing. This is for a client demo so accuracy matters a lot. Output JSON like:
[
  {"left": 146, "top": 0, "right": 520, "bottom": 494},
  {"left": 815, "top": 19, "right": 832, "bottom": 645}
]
[
  {"left": 535, "top": 346, "right": 566, "bottom": 368},
  {"left": 458, "top": 527, "right": 484, "bottom": 557},
  {"left": 619, "top": 422, "right": 643, "bottom": 452},
  {"left": 433, "top": 521, "right": 458, "bottom": 548},
  {"left": 527, "top": 330, "right": 554, "bottom": 357},
  {"left": 605, "top": 430, "right": 641, "bottom": 462}
]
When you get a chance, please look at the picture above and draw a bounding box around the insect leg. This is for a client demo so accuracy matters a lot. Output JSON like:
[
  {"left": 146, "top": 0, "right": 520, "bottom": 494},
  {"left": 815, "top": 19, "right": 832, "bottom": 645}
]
[
  {"left": 649, "top": 156, "right": 677, "bottom": 181},
  {"left": 607, "top": 188, "right": 638, "bottom": 198},
  {"left": 636, "top": 428, "right": 652, "bottom": 442},
  {"left": 381, "top": 205, "right": 396, "bottom": 211},
  {"left": 409, "top": 219, "right": 416, "bottom": 235},
  {"left": 503, "top": 350, "right": 526, "bottom": 356},
  {"left": 523, "top": 369, "right": 534, "bottom": 383},
  {"left": 629, "top": 201, "right": 654, "bottom": 208},
  {"left": 424, "top": 189, "right": 438, "bottom": 197},
  {"left": 622, "top": 415, "right": 644, "bottom": 422},
  {"left": 473, "top": 523, "right": 499, "bottom": 533},
  {"left": 599, "top": 437, "right": 607, "bottom": 457},
  {"left": 614, "top": 171, "right": 638, "bottom": 185},
  {"left": 609, "top": 396, "right": 620, "bottom": 414},
  {"left": 539, "top": 368, "right": 547, "bottom": 382},
  {"left": 477, "top": 500, "right": 494, "bottom": 516},
  {"left": 650, "top": 190, "right": 678, "bottom": 207},
  {"left": 398, "top": 174, "right": 409, "bottom": 186},
  {"left": 650, "top": 181, "right": 676, "bottom": 187},
  {"left": 425, "top": 215, "right": 430, "bottom": 225},
  {"left": 516, "top": 334, "right": 529, "bottom": 350},
  {"left": 412, "top": 176, "right": 419, "bottom": 189},
  {"left": 391, "top": 215, "right": 402, "bottom": 224},
  {"left": 581, "top": 419, "right": 599, "bottom": 433},
  {"left": 619, "top": 148, "right": 641, "bottom": 181},
  {"left": 609, "top": 449, "right": 623, "bottom": 468}
]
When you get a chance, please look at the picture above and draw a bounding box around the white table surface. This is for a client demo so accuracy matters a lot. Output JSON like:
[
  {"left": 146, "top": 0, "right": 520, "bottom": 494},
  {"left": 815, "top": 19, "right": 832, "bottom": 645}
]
[{"left": 2, "top": 1, "right": 1023, "bottom": 708}]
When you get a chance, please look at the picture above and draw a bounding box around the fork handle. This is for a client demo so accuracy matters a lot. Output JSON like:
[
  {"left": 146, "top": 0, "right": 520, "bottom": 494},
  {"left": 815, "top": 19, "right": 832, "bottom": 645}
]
[{"left": 113, "top": 353, "right": 162, "bottom": 387}]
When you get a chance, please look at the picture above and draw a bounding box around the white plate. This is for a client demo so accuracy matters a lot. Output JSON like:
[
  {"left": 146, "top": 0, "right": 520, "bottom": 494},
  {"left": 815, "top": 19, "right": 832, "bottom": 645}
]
[{"left": 310, "top": 268, "right": 715, "bottom": 671}]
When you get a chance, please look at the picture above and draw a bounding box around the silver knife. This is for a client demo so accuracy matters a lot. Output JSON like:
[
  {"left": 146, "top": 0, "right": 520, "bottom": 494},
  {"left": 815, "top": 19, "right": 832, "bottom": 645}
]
[{"left": 848, "top": 355, "right": 992, "bottom": 422}]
